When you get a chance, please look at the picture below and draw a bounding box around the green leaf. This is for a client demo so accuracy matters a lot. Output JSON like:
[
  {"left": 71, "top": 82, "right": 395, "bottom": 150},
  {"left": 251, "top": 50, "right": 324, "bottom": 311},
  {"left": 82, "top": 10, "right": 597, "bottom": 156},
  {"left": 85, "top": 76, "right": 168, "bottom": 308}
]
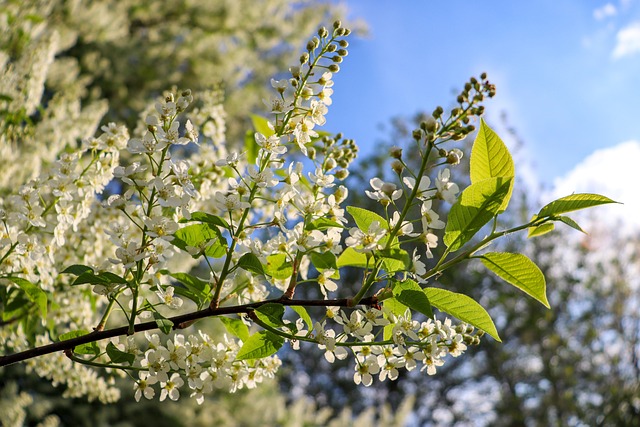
[
  {"left": 379, "top": 248, "right": 410, "bottom": 273},
  {"left": 172, "top": 223, "right": 227, "bottom": 258},
  {"left": 310, "top": 251, "right": 338, "bottom": 272},
  {"left": 291, "top": 306, "right": 313, "bottom": 331},
  {"left": 336, "top": 247, "right": 370, "bottom": 268},
  {"left": 59, "top": 330, "right": 99, "bottom": 356},
  {"left": 164, "top": 271, "right": 210, "bottom": 295},
  {"left": 424, "top": 287, "right": 501, "bottom": 342},
  {"left": 8, "top": 277, "right": 47, "bottom": 317},
  {"left": 393, "top": 279, "right": 432, "bottom": 318},
  {"left": 237, "top": 253, "right": 265, "bottom": 276},
  {"left": 160, "top": 271, "right": 211, "bottom": 307},
  {"left": 153, "top": 312, "right": 174, "bottom": 334},
  {"left": 264, "top": 254, "right": 293, "bottom": 279},
  {"left": 219, "top": 316, "right": 250, "bottom": 342},
  {"left": 180, "top": 211, "right": 230, "bottom": 230},
  {"left": 527, "top": 221, "right": 555, "bottom": 238},
  {"left": 61, "top": 264, "right": 94, "bottom": 276},
  {"left": 556, "top": 215, "right": 585, "bottom": 233},
  {"left": 254, "top": 303, "right": 286, "bottom": 328},
  {"left": 480, "top": 252, "right": 549, "bottom": 308},
  {"left": 306, "top": 217, "right": 344, "bottom": 231},
  {"left": 245, "top": 130, "right": 259, "bottom": 163},
  {"left": 346, "top": 206, "right": 388, "bottom": 232},
  {"left": 538, "top": 193, "right": 618, "bottom": 218},
  {"left": 235, "top": 330, "right": 284, "bottom": 360},
  {"left": 251, "top": 114, "right": 275, "bottom": 137},
  {"left": 444, "top": 177, "right": 513, "bottom": 252},
  {"left": 106, "top": 342, "right": 135, "bottom": 364},
  {"left": 470, "top": 119, "right": 515, "bottom": 212},
  {"left": 72, "top": 271, "right": 128, "bottom": 286}
]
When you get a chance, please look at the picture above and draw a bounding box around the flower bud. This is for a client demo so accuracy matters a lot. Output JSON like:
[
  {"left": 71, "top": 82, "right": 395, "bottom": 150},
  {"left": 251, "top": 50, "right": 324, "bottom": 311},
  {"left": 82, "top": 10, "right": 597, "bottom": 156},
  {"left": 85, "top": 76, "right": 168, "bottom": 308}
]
[
  {"left": 333, "top": 20, "right": 342, "bottom": 29},
  {"left": 335, "top": 169, "right": 349, "bottom": 180},
  {"left": 391, "top": 159, "right": 404, "bottom": 174},
  {"left": 318, "top": 26, "right": 329, "bottom": 38},
  {"left": 339, "top": 40, "right": 349, "bottom": 47},
  {"left": 325, "top": 157, "right": 337, "bottom": 170},
  {"left": 446, "top": 149, "right": 464, "bottom": 165},
  {"left": 389, "top": 146, "right": 403, "bottom": 159},
  {"left": 326, "top": 43, "right": 337, "bottom": 52},
  {"left": 422, "top": 116, "right": 437, "bottom": 133},
  {"left": 290, "top": 66, "right": 301, "bottom": 78},
  {"left": 328, "top": 64, "right": 340, "bottom": 72},
  {"left": 412, "top": 129, "right": 423, "bottom": 141},
  {"left": 332, "top": 55, "right": 343, "bottom": 63},
  {"left": 307, "top": 147, "right": 316, "bottom": 160},
  {"left": 337, "top": 49, "right": 348, "bottom": 57},
  {"left": 300, "top": 52, "right": 310, "bottom": 64}
]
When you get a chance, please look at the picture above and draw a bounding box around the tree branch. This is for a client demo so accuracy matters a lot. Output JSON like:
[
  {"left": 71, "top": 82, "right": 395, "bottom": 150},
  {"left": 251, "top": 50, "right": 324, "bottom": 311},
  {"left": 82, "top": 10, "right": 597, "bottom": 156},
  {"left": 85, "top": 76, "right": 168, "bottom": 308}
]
[{"left": 0, "top": 296, "right": 377, "bottom": 367}]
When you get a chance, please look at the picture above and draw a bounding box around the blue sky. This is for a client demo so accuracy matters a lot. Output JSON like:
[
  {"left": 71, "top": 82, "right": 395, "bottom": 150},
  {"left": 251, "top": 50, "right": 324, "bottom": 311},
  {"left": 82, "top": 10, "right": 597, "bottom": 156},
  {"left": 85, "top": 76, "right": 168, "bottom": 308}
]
[{"left": 326, "top": 0, "right": 640, "bottom": 189}]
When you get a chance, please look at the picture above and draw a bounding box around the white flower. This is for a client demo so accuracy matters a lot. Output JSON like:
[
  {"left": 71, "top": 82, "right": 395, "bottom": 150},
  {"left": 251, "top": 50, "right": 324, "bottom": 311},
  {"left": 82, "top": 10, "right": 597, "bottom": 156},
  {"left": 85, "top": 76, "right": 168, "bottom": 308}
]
[
  {"left": 134, "top": 372, "right": 158, "bottom": 402},
  {"left": 403, "top": 176, "right": 436, "bottom": 200},
  {"left": 436, "top": 168, "right": 460, "bottom": 204},
  {"left": 317, "top": 268, "right": 338, "bottom": 297},
  {"left": 248, "top": 165, "right": 279, "bottom": 188},
  {"left": 213, "top": 192, "right": 250, "bottom": 212},
  {"left": 421, "top": 200, "right": 446, "bottom": 230},
  {"left": 344, "top": 221, "right": 387, "bottom": 253},
  {"left": 335, "top": 310, "right": 373, "bottom": 339},
  {"left": 293, "top": 118, "right": 318, "bottom": 155},
  {"left": 255, "top": 132, "right": 287, "bottom": 155},
  {"left": 308, "top": 167, "right": 334, "bottom": 188},
  {"left": 160, "top": 373, "right": 184, "bottom": 401},
  {"left": 365, "top": 178, "right": 402, "bottom": 206},
  {"left": 354, "top": 355, "right": 380, "bottom": 386},
  {"left": 156, "top": 286, "right": 183, "bottom": 309},
  {"left": 215, "top": 152, "right": 244, "bottom": 167},
  {"left": 309, "top": 100, "right": 328, "bottom": 126}
]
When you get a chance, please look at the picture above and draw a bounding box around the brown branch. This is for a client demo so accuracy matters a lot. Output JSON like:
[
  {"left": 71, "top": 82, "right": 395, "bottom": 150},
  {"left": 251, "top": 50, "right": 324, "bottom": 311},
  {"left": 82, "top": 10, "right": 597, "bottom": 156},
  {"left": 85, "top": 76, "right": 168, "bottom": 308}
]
[{"left": 0, "top": 296, "right": 377, "bottom": 367}]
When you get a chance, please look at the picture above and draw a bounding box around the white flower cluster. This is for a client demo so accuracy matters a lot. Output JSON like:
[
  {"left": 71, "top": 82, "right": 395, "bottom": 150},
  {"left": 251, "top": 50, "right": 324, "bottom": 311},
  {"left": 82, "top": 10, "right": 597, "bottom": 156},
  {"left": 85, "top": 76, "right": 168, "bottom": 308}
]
[
  {"left": 129, "top": 331, "right": 281, "bottom": 404},
  {"left": 303, "top": 307, "right": 482, "bottom": 386}
]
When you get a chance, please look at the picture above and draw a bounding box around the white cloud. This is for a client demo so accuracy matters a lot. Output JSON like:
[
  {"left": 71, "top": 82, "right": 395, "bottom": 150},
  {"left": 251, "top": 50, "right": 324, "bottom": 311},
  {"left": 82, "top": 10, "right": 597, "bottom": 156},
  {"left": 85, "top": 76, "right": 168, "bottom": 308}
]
[
  {"left": 612, "top": 21, "right": 640, "bottom": 58},
  {"left": 550, "top": 140, "right": 640, "bottom": 233},
  {"left": 594, "top": 3, "right": 617, "bottom": 20}
]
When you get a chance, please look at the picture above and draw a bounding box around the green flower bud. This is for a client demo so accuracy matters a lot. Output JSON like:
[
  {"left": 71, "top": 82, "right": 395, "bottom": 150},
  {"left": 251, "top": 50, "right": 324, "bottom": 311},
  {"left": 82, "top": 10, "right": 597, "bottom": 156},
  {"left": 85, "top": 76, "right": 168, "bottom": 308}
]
[
  {"left": 328, "top": 64, "right": 340, "bottom": 72},
  {"left": 391, "top": 159, "right": 404, "bottom": 175},
  {"left": 390, "top": 146, "right": 403, "bottom": 159},
  {"left": 335, "top": 169, "right": 349, "bottom": 180},
  {"left": 339, "top": 40, "right": 349, "bottom": 48},
  {"left": 318, "top": 26, "right": 329, "bottom": 38},
  {"left": 300, "top": 52, "right": 309, "bottom": 64},
  {"left": 333, "top": 20, "right": 342, "bottom": 29}
]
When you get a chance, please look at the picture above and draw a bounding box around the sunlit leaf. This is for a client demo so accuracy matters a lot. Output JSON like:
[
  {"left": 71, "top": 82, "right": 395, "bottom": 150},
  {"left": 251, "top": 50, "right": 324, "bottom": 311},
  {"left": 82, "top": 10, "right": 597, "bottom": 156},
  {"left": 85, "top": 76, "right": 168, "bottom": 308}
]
[
  {"left": 470, "top": 119, "right": 515, "bottom": 212},
  {"left": 480, "top": 252, "right": 549, "bottom": 308},
  {"left": 444, "top": 177, "right": 512, "bottom": 252},
  {"left": 424, "top": 287, "right": 501, "bottom": 342},
  {"left": 236, "top": 331, "right": 284, "bottom": 360}
]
